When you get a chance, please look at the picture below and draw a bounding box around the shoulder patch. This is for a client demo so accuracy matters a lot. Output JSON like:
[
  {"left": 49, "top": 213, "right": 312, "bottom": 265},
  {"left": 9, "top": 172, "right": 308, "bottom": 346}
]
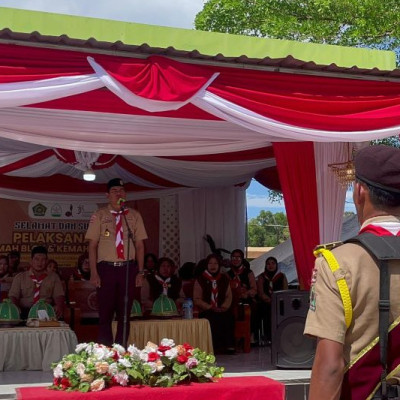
[{"left": 309, "top": 266, "right": 318, "bottom": 312}]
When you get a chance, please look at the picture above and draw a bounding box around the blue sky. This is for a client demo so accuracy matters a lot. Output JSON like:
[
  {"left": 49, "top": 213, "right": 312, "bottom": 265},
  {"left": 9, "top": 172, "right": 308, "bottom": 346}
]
[{"left": 246, "top": 179, "right": 356, "bottom": 219}]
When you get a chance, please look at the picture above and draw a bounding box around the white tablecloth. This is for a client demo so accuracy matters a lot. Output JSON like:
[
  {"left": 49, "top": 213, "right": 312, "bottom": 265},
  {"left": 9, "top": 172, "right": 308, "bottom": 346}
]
[{"left": 0, "top": 326, "right": 78, "bottom": 371}]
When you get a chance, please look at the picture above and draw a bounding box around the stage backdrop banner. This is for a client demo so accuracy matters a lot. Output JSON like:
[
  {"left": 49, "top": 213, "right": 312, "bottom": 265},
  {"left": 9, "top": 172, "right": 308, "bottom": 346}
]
[{"left": 0, "top": 198, "right": 159, "bottom": 267}]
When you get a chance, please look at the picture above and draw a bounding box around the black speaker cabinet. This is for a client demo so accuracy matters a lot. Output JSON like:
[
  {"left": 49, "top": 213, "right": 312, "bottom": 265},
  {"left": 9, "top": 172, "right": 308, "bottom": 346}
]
[{"left": 271, "top": 290, "right": 316, "bottom": 369}]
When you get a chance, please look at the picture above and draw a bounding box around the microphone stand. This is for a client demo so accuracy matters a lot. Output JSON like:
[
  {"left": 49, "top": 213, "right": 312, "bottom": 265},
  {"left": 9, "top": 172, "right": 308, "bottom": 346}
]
[{"left": 120, "top": 203, "right": 136, "bottom": 349}]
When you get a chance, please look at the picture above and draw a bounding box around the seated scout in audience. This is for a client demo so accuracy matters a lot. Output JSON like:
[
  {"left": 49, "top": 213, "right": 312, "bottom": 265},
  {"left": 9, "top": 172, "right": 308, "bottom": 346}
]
[
  {"left": 193, "top": 253, "right": 235, "bottom": 353},
  {"left": 0, "top": 255, "right": 11, "bottom": 281},
  {"left": 8, "top": 246, "right": 65, "bottom": 319},
  {"left": 141, "top": 257, "right": 183, "bottom": 313}
]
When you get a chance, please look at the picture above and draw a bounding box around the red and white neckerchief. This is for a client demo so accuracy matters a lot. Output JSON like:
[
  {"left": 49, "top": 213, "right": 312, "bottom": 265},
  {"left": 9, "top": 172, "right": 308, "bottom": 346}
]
[
  {"left": 203, "top": 270, "right": 221, "bottom": 307},
  {"left": 155, "top": 274, "right": 171, "bottom": 295},
  {"left": 263, "top": 271, "right": 283, "bottom": 296},
  {"left": 231, "top": 265, "right": 244, "bottom": 288},
  {"left": 110, "top": 209, "right": 129, "bottom": 259},
  {"left": 30, "top": 273, "right": 47, "bottom": 304},
  {"left": 359, "top": 221, "right": 400, "bottom": 236}
]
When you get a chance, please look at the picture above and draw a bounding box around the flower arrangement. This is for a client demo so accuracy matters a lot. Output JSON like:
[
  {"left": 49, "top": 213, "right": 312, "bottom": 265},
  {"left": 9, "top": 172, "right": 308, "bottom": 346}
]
[{"left": 50, "top": 339, "right": 224, "bottom": 392}]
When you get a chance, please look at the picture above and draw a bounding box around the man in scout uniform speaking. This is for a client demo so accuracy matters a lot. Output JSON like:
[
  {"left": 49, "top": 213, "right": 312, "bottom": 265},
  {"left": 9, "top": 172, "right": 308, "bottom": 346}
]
[
  {"left": 305, "top": 145, "right": 400, "bottom": 400},
  {"left": 86, "top": 178, "right": 147, "bottom": 347}
]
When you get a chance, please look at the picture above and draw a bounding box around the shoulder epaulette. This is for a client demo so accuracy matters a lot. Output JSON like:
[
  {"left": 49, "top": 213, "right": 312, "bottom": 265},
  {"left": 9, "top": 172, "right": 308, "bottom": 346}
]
[
  {"left": 314, "top": 241, "right": 343, "bottom": 254},
  {"left": 313, "top": 243, "right": 352, "bottom": 328}
]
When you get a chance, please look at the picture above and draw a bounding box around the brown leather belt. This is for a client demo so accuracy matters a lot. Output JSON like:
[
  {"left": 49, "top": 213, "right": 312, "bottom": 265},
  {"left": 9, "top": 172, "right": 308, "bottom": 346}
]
[{"left": 100, "top": 260, "right": 135, "bottom": 267}]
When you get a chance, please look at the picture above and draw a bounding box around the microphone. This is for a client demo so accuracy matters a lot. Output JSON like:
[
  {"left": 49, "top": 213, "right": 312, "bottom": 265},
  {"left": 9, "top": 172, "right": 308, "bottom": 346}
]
[{"left": 118, "top": 198, "right": 127, "bottom": 210}]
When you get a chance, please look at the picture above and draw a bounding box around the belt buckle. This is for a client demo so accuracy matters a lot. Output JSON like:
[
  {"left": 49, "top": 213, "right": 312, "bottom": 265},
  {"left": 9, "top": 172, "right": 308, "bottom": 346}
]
[{"left": 114, "top": 262, "right": 124, "bottom": 267}]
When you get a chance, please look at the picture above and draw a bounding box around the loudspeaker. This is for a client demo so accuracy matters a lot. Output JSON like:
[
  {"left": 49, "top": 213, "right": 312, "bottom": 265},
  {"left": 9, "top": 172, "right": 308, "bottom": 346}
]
[{"left": 271, "top": 290, "right": 316, "bottom": 369}]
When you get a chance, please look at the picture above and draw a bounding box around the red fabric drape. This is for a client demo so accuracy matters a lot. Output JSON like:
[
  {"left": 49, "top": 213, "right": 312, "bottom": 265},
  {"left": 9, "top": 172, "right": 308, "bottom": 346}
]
[
  {"left": 15, "top": 377, "right": 285, "bottom": 400},
  {"left": 101, "top": 56, "right": 217, "bottom": 102},
  {"left": 3, "top": 44, "right": 400, "bottom": 130},
  {"left": 273, "top": 142, "right": 320, "bottom": 290}
]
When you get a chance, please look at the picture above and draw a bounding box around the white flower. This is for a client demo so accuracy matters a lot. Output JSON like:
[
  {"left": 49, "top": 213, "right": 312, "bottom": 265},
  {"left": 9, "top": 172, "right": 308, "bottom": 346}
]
[
  {"left": 118, "top": 358, "right": 132, "bottom": 368},
  {"left": 76, "top": 362, "right": 86, "bottom": 377},
  {"left": 146, "top": 362, "right": 157, "bottom": 373},
  {"left": 108, "top": 362, "right": 119, "bottom": 375},
  {"left": 75, "top": 343, "right": 89, "bottom": 353},
  {"left": 93, "top": 346, "right": 111, "bottom": 361},
  {"left": 160, "top": 338, "right": 175, "bottom": 347},
  {"left": 140, "top": 351, "right": 149, "bottom": 362},
  {"left": 112, "top": 343, "right": 125, "bottom": 354},
  {"left": 127, "top": 344, "right": 141, "bottom": 360},
  {"left": 85, "top": 343, "right": 95, "bottom": 355},
  {"left": 114, "top": 371, "right": 129, "bottom": 386},
  {"left": 53, "top": 363, "right": 63, "bottom": 378},
  {"left": 90, "top": 378, "right": 105, "bottom": 392},
  {"left": 164, "top": 347, "right": 178, "bottom": 359}
]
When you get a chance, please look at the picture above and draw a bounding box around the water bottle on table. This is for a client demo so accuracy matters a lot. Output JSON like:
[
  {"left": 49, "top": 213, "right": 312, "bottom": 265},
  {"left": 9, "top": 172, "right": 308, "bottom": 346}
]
[{"left": 182, "top": 298, "right": 193, "bottom": 319}]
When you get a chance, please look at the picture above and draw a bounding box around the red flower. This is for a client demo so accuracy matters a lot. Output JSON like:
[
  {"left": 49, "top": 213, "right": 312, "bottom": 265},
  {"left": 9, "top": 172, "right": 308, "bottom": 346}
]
[
  {"left": 177, "top": 355, "right": 188, "bottom": 364},
  {"left": 148, "top": 352, "right": 160, "bottom": 362},
  {"left": 112, "top": 351, "right": 119, "bottom": 361},
  {"left": 60, "top": 378, "right": 71, "bottom": 389},
  {"left": 183, "top": 343, "right": 193, "bottom": 351},
  {"left": 53, "top": 378, "right": 61, "bottom": 386},
  {"left": 158, "top": 345, "right": 171, "bottom": 353}
]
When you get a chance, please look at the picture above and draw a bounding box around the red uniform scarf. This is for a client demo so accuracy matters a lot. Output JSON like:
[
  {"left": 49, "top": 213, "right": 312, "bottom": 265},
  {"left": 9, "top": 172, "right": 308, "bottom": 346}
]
[
  {"left": 110, "top": 209, "right": 129, "bottom": 259},
  {"left": 202, "top": 270, "right": 221, "bottom": 307},
  {"left": 30, "top": 273, "right": 47, "bottom": 304}
]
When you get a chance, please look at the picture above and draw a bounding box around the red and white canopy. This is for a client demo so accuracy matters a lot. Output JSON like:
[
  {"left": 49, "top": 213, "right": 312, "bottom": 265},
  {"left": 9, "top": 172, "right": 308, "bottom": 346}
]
[{"left": 1, "top": 42, "right": 400, "bottom": 287}]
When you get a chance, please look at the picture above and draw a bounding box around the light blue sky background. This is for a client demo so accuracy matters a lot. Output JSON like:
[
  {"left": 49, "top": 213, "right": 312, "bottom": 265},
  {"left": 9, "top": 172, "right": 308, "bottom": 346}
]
[
  {"left": 0, "top": 0, "right": 205, "bottom": 29},
  {"left": 2, "top": 1, "right": 357, "bottom": 219},
  {"left": 246, "top": 179, "right": 356, "bottom": 220}
]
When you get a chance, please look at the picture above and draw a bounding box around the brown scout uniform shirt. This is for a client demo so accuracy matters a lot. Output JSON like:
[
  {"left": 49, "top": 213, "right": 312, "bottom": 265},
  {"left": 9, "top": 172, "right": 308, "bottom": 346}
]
[
  {"left": 85, "top": 205, "right": 148, "bottom": 262},
  {"left": 8, "top": 269, "right": 64, "bottom": 309},
  {"left": 304, "top": 215, "right": 400, "bottom": 364}
]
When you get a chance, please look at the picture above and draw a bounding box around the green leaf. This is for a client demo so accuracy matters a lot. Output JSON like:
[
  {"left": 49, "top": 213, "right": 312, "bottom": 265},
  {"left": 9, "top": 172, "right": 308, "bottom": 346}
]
[{"left": 78, "top": 382, "right": 90, "bottom": 392}]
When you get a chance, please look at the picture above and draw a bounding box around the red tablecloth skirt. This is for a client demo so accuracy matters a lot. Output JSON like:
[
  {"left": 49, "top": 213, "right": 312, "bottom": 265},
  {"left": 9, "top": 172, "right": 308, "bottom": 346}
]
[{"left": 16, "top": 376, "right": 285, "bottom": 400}]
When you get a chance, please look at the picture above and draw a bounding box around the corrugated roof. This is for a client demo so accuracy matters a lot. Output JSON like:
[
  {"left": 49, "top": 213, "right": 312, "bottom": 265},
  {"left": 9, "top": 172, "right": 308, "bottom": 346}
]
[{"left": 1, "top": 27, "right": 400, "bottom": 80}]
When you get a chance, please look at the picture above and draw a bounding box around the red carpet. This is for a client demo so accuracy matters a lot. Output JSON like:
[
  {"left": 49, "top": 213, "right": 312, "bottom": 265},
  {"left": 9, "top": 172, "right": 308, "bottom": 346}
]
[{"left": 16, "top": 376, "right": 284, "bottom": 400}]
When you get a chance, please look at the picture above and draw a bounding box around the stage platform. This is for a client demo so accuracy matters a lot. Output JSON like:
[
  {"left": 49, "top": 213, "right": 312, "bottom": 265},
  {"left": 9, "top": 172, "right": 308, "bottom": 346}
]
[{"left": 0, "top": 346, "right": 311, "bottom": 400}]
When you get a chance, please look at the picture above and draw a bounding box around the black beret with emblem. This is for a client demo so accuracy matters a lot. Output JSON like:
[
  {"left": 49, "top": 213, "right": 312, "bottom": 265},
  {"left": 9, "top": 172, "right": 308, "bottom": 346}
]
[
  {"left": 107, "top": 178, "right": 125, "bottom": 192},
  {"left": 355, "top": 145, "right": 400, "bottom": 194}
]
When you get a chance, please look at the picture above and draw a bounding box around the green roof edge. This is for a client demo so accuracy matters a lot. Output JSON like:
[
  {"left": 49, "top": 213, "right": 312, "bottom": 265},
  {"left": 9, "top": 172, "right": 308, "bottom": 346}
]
[{"left": 0, "top": 7, "right": 396, "bottom": 70}]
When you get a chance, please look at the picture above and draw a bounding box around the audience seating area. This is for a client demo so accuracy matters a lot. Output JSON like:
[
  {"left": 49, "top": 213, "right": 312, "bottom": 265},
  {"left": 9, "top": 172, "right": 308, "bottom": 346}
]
[{"left": 1, "top": 264, "right": 264, "bottom": 354}]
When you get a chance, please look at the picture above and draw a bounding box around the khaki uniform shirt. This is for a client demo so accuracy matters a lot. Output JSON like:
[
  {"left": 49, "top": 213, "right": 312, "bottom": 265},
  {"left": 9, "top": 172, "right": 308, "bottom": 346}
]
[
  {"left": 8, "top": 269, "right": 65, "bottom": 309},
  {"left": 304, "top": 215, "right": 400, "bottom": 363},
  {"left": 85, "top": 205, "right": 148, "bottom": 262}
]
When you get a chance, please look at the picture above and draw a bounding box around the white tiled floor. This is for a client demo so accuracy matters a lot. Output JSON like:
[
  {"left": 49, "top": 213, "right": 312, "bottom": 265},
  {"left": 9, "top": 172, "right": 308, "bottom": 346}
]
[{"left": 0, "top": 346, "right": 311, "bottom": 399}]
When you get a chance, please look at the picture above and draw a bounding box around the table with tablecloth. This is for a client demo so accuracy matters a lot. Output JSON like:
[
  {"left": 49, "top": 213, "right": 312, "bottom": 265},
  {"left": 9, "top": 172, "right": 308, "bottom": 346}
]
[
  {"left": 0, "top": 326, "right": 78, "bottom": 371},
  {"left": 112, "top": 318, "right": 213, "bottom": 353},
  {"left": 16, "top": 376, "right": 285, "bottom": 400}
]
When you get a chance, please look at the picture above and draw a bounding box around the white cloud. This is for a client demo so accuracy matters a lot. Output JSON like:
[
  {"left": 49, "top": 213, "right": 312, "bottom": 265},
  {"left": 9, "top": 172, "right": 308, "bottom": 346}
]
[{"left": 0, "top": 0, "right": 206, "bottom": 29}]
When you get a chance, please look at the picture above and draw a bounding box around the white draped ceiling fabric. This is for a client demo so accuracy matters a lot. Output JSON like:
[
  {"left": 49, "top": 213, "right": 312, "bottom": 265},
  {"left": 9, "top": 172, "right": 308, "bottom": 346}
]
[{"left": 1, "top": 43, "right": 400, "bottom": 287}]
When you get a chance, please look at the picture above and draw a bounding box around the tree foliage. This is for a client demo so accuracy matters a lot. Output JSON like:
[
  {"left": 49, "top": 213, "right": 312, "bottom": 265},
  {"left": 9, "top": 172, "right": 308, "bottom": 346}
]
[
  {"left": 248, "top": 210, "right": 289, "bottom": 247},
  {"left": 195, "top": 0, "right": 400, "bottom": 53}
]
